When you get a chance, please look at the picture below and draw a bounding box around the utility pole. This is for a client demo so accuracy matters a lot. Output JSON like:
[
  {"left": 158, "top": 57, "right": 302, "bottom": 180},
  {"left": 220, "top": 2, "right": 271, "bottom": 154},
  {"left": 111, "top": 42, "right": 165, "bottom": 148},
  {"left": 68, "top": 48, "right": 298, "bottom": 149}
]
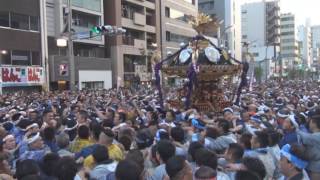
[
  {"left": 40, "top": 0, "right": 49, "bottom": 91},
  {"left": 274, "top": 44, "right": 277, "bottom": 77},
  {"left": 279, "top": 52, "right": 282, "bottom": 79},
  {"left": 67, "top": 0, "right": 75, "bottom": 91}
]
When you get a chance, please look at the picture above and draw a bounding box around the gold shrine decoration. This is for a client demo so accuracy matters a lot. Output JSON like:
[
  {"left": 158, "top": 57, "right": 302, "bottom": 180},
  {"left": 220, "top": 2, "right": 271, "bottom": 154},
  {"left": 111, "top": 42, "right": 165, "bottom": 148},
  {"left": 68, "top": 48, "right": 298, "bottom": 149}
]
[
  {"left": 151, "top": 50, "right": 161, "bottom": 65},
  {"left": 162, "top": 65, "right": 242, "bottom": 79},
  {"left": 188, "top": 13, "right": 219, "bottom": 34}
]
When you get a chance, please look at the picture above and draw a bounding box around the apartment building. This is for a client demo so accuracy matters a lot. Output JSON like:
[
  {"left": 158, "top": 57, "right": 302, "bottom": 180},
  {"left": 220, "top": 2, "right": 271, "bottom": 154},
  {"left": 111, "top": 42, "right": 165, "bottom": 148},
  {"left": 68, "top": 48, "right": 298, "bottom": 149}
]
[
  {"left": 46, "top": 0, "right": 112, "bottom": 90},
  {"left": 241, "top": 0, "right": 280, "bottom": 77},
  {"left": 280, "top": 13, "right": 299, "bottom": 69},
  {"left": 298, "top": 19, "right": 313, "bottom": 68},
  {"left": 311, "top": 25, "right": 320, "bottom": 64},
  {"left": 241, "top": 0, "right": 280, "bottom": 46},
  {"left": 265, "top": 0, "right": 281, "bottom": 46},
  {"left": 160, "top": 0, "right": 198, "bottom": 57},
  {"left": 0, "top": 0, "right": 45, "bottom": 93},
  {"left": 104, "top": 0, "right": 160, "bottom": 86}
]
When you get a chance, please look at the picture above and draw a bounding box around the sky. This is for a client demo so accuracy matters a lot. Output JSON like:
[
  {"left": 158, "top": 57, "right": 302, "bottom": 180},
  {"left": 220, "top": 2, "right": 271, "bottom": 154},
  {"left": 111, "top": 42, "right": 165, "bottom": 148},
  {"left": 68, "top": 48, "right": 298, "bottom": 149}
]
[{"left": 241, "top": 0, "right": 320, "bottom": 26}]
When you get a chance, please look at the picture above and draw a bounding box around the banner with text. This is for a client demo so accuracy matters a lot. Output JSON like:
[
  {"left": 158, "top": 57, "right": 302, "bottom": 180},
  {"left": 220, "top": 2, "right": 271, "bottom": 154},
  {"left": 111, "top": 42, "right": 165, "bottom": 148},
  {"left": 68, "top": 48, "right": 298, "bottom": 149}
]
[{"left": 1, "top": 66, "right": 44, "bottom": 87}]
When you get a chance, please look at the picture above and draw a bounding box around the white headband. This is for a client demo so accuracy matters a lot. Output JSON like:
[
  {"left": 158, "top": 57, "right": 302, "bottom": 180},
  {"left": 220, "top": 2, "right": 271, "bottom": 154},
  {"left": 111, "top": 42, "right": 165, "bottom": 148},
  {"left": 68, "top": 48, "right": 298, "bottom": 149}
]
[
  {"left": 287, "top": 115, "right": 299, "bottom": 129},
  {"left": 223, "top": 108, "right": 234, "bottom": 114},
  {"left": 26, "top": 123, "right": 39, "bottom": 131},
  {"left": 277, "top": 111, "right": 289, "bottom": 118},
  {"left": 64, "top": 121, "right": 78, "bottom": 131},
  {"left": 27, "top": 132, "right": 41, "bottom": 144},
  {"left": 300, "top": 112, "right": 307, "bottom": 119},
  {"left": 3, "top": 134, "right": 14, "bottom": 142}
]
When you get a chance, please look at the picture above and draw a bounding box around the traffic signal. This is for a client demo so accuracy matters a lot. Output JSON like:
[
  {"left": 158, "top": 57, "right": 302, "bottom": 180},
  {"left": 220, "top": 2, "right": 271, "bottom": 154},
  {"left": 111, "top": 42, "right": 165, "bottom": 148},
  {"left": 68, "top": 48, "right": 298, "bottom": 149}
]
[
  {"left": 59, "top": 64, "right": 68, "bottom": 76},
  {"left": 90, "top": 25, "right": 126, "bottom": 36},
  {"left": 91, "top": 25, "right": 113, "bottom": 34}
]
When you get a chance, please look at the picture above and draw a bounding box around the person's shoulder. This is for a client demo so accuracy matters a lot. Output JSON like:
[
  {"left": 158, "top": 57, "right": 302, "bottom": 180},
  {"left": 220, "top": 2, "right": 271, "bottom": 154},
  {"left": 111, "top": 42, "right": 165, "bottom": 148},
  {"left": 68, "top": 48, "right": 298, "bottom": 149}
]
[
  {"left": 108, "top": 144, "right": 123, "bottom": 153},
  {"left": 217, "top": 171, "right": 231, "bottom": 180},
  {"left": 151, "top": 164, "right": 167, "bottom": 180}
]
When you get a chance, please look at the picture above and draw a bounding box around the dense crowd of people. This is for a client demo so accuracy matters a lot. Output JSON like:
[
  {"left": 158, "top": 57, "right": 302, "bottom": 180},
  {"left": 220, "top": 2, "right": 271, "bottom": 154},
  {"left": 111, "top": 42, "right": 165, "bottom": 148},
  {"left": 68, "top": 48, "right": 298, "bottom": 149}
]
[{"left": 0, "top": 80, "right": 320, "bottom": 180}]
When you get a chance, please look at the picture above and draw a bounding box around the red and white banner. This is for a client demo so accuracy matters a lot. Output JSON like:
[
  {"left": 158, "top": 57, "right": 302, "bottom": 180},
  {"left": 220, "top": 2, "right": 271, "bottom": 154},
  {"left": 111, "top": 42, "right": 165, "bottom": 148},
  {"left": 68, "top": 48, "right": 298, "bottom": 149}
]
[{"left": 1, "top": 66, "right": 44, "bottom": 87}]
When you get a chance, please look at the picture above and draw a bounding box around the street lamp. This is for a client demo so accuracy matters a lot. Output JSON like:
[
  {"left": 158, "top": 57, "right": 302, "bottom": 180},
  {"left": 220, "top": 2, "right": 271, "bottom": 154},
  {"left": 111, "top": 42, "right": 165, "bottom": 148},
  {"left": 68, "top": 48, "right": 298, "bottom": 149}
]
[
  {"left": 1, "top": 50, "right": 7, "bottom": 55},
  {"left": 56, "top": 38, "right": 67, "bottom": 47},
  {"left": 151, "top": 43, "right": 158, "bottom": 48}
]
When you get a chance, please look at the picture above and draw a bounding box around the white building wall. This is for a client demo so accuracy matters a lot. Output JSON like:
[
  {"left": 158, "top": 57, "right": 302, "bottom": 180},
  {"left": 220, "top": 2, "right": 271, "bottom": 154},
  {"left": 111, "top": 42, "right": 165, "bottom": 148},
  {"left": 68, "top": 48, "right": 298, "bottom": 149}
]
[
  {"left": 78, "top": 70, "right": 112, "bottom": 90},
  {"left": 312, "top": 26, "right": 320, "bottom": 49},
  {"left": 224, "top": 0, "right": 241, "bottom": 60},
  {"left": 241, "top": 2, "right": 266, "bottom": 46},
  {"left": 233, "top": 0, "right": 242, "bottom": 60},
  {"left": 311, "top": 26, "right": 320, "bottom": 62},
  {"left": 298, "top": 22, "right": 312, "bottom": 67},
  {"left": 280, "top": 13, "right": 298, "bottom": 67},
  {"left": 249, "top": 46, "right": 275, "bottom": 80}
]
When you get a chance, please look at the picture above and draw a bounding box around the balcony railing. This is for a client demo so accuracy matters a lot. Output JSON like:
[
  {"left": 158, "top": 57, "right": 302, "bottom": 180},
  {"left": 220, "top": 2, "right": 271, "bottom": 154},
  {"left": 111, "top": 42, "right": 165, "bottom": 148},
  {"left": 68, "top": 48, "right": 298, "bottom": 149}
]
[
  {"left": 63, "top": 0, "right": 101, "bottom": 12},
  {"left": 123, "top": 37, "right": 146, "bottom": 49},
  {"left": 134, "top": 12, "right": 146, "bottom": 26},
  {"left": 134, "top": 39, "right": 146, "bottom": 49}
]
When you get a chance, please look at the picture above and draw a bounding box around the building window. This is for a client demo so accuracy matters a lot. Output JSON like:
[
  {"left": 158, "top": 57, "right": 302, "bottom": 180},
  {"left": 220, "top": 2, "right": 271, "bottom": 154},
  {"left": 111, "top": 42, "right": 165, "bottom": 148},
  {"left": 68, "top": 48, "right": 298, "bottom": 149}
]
[
  {"left": 280, "top": 24, "right": 294, "bottom": 29},
  {"left": 30, "top": 16, "right": 39, "bottom": 31},
  {"left": 165, "top": 8, "right": 188, "bottom": 22},
  {"left": 63, "top": 0, "right": 101, "bottom": 12},
  {"left": 10, "top": 13, "right": 29, "bottom": 30},
  {"left": 166, "top": 31, "right": 191, "bottom": 43},
  {"left": 0, "top": 12, "right": 40, "bottom": 31},
  {"left": 165, "top": 7, "right": 170, "bottom": 17},
  {"left": 242, "top": 35, "right": 247, "bottom": 39},
  {"left": 121, "top": 4, "right": 144, "bottom": 20},
  {"left": 0, "top": 50, "right": 41, "bottom": 65},
  {"left": 81, "top": 81, "right": 104, "bottom": 89},
  {"left": 281, "top": 39, "right": 295, "bottom": 43},
  {"left": 0, "top": 11, "right": 9, "bottom": 27},
  {"left": 183, "top": 0, "right": 194, "bottom": 4},
  {"left": 123, "top": 55, "right": 145, "bottom": 73},
  {"left": 281, "top": 46, "right": 297, "bottom": 50},
  {"left": 31, "top": 51, "right": 41, "bottom": 66},
  {"left": 170, "top": 33, "right": 191, "bottom": 43},
  {"left": 72, "top": 10, "right": 99, "bottom": 28},
  {"left": 281, "top": 17, "right": 294, "bottom": 21},
  {"left": 199, "top": 2, "right": 214, "bottom": 11},
  {"left": 281, "top": 31, "right": 294, "bottom": 36},
  {"left": 11, "top": 50, "right": 31, "bottom": 66},
  {"left": 166, "top": 31, "right": 171, "bottom": 41}
]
